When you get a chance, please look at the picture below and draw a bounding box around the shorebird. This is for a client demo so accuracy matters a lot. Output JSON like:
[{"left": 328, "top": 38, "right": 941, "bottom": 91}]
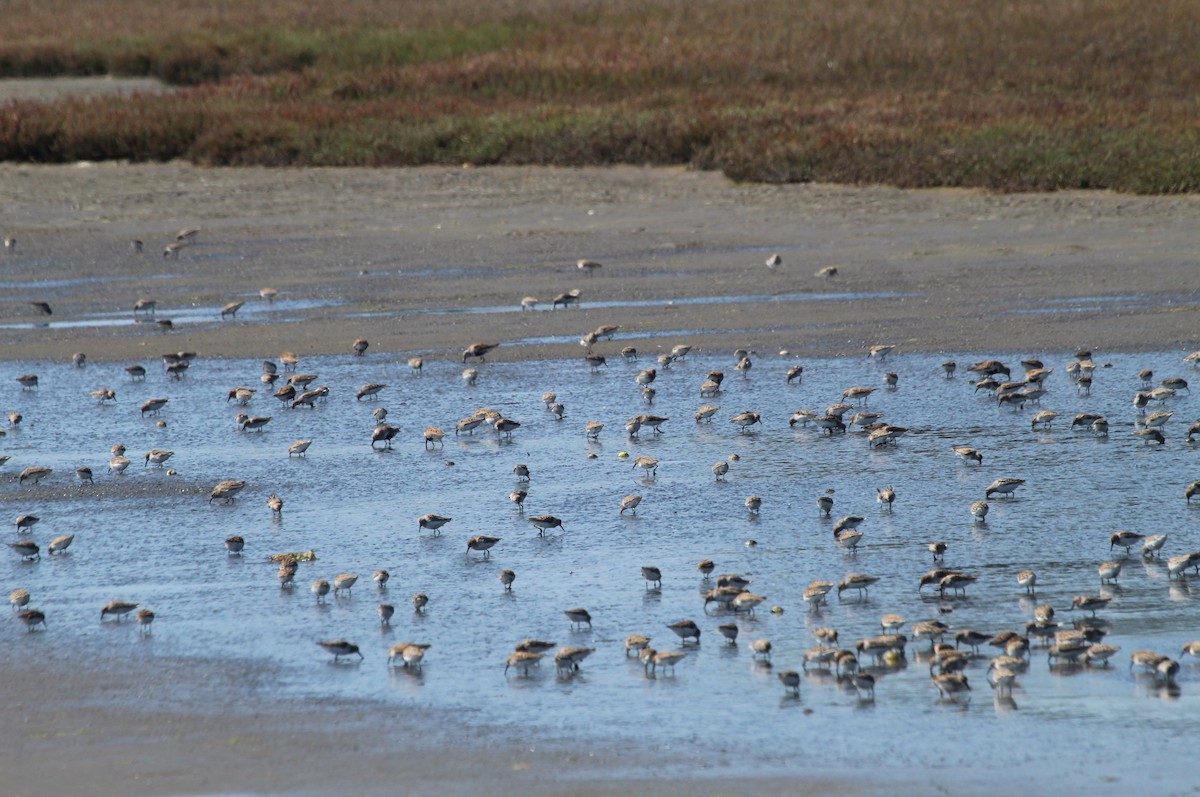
[
  {"left": 143, "top": 449, "right": 173, "bottom": 468},
  {"left": 1155, "top": 658, "right": 1181, "bottom": 684},
  {"left": 552, "top": 290, "right": 581, "bottom": 309},
  {"left": 220, "top": 301, "right": 244, "bottom": 319},
  {"left": 912, "top": 621, "right": 950, "bottom": 649},
  {"left": 209, "top": 480, "right": 246, "bottom": 503},
  {"left": 376, "top": 604, "right": 395, "bottom": 625},
  {"left": 667, "top": 620, "right": 701, "bottom": 644},
  {"left": 666, "top": 343, "right": 692, "bottom": 362},
  {"left": 277, "top": 560, "right": 298, "bottom": 588},
  {"left": 554, "top": 646, "right": 596, "bottom": 675},
  {"left": 800, "top": 580, "right": 833, "bottom": 608},
  {"left": 1109, "top": 530, "right": 1144, "bottom": 553},
  {"left": 225, "top": 536, "right": 244, "bottom": 554},
  {"left": 411, "top": 593, "right": 429, "bottom": 612},
  {"left": 834, "top": 524, "right": 864, "bottom": 550},
  {"left": 1142, "top": 534, "right": 1167, "bottom": 557},
  {"left": 8, "top": 541, "right": 39, "bottom": 560},
  {"left": 712, "top": 461, "right": 729, "bottom": 481},
  {"left": 985, "top": 478, "right": 1025, "bottom": 498},
  {"left": 877, "top": 486, "right": 896, "bottom": 511},
  {"left": 455, "top": 416, "right": 484, "bottom": 435},
  {"left": 817, "top": 494, "right": 834, "bottom": 517},
  {"left": 17, "top": 609, "right": 46, "bottom": 631},
  {"left": 1132, "top": 428, "right": 1165, "bottom": 445},
  {"left": 421, "top": 427, "right": 446, "bottom": 449},
  {"left": 462, "top": 342, "right": 499, "bottom": 363},
  {"left": 371, "top": 425, "right": 399, "bottom": 449},
  {"left": 226, "top": 387, "right": 256, "bottom": 405},
  {"left": 729, "top": 411, "right": 762, "bottom": 432},
  {"left": 355, "top": 383, "right": 385, "bottom": 400},
  {"left": 10, "top": 588, "right": 30, "bottom": 610},
  {"left": 1071, "top": 595, "right": 1111, "bottom": 616},
  {"left": 499, "top": 569, "right": 516, "bottom": 590},
  {"left": 838, "top": 573, "right": 879, "bottom": 598},
  {"left": 388, "top": 642, "right": 431, "bottom": 669},
  {"left": 743, "top": 638, "right": 771, "bottom": 661},
  {"left": 140, "top": 397, "right": 169, "bottom": 417},
  {"left": 467, "top": 536, "right": 501, "bottom": 557},
  {"left": 515, "top": 640, "right": 557, "bottom": 655},
  {"left": 833, "top": 515, "right": 864, "bottom": 536},
  {"left": 1016, "top": 570, "right": 1037, "bottom": 594},
  {"left": 951, "top": 446, "right": 983, "bottom": 465},
  {"left": 1142, "top": 410, "right": 1173, "bottom": 429},
  {"left": 564, "top": 608, "right": 592, "bottom": 629},
  {"left": 407, "top": 356, "right": 424, "bottom": 374},
  {"left": 108, "top": 455, "right": 131, "bottom": 474},
  {"left": 100, "top": 600, "right": 139, "bottom": 621},
  {"left": 310, "top": 579, "right": 330, "bottom": 603},
  {"left": 623, "top": 634, "right": 653, "bottom": 659},
  {"left": 802, "top": 645, "right": 839, "bottom": 670},
  {"left": 239, "top": 415, "right": 272, "bottom": 432},
  {"left": 317, "top": 640, "right": 363, "bottom": 662},
  {"left": 970, "top": 500, "right": 989, "bottom": 522},
  {"left": 15, "top": 514, "right": 38, "bottom": 533},
  {"left": 18, "top": 467, "right": 52, "bottom": 486},
  {"left": 620, "top": 495, "right": 642, "bottom": 515},
  {"left": 528, "top": 515, "right": 564, "bottom": 535},
  {"left": 939, "top": 572, "right": 977, "bottom": 597},
  {"left": 632, "top": 456, "right": 659, "bottom": 477},
  {"left": 493, "top": 417, "right": 520, "bottom": 438},
  {"left": 175, "top": 226, "right": 201, "bottom": 244},
  {"left": 520, "top": 296, "right": 539, "bottom": 311},
  {"left": 417, "top": 514, "right": 452, "bottom": 534},
  {"left": 633, "top": 564, "right": 662, "bottom": 588},
  {"left": 928, "top": 541, "right": 948, "bottom": 561},
  {"left": 732, "top": 591, "right": 766, "bottom": 615},
  {"left": 932, "top": 673, "right": 971, "bottom": 701},
  {"left": 867, "top": 344, "right": 896, "bottom": 360},
  {"left": 331, "top": 573, "right": 357, "bottom": 597},
  {"left": 48, "top": 535, "right": 74, "bottom": 555},
  {"left": 352, "top": 338, "right": 369, "bottom": 356},
  {"left": 1099, "top": 560, "right": 1123, "bottom": 584},
  {"left": 505, "top": 651, "right": 543, "bottom": 676},
  {"left": 508, "top": 489, "right": 527, "bottom": 507},
  {"left": 969, "top": 359, "right": 1010, "bottom": 377},
  {"left": 511, "top": 463, "right": 530, "bottom": 481}
]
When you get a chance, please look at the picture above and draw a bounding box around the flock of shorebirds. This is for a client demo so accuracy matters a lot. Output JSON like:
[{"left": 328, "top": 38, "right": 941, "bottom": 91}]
[{"left": 6, "top": 238, "right": 1200, "bottom": 707}]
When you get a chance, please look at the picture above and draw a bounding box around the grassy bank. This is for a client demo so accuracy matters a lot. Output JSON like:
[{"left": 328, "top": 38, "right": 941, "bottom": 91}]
[{"left": 2, "top": 0, "right": 1199, "bottom": 191}]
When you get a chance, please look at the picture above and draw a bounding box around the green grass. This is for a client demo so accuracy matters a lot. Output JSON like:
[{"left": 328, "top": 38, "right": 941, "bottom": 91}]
[{"left": 2, "top": 0, "right": 1199, "bottom": 191}]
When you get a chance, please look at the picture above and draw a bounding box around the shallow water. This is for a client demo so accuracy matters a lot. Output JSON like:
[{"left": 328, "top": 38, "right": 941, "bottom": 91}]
[{"left": 3, "top": 348, "right": 1199, "bottom": 792}]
